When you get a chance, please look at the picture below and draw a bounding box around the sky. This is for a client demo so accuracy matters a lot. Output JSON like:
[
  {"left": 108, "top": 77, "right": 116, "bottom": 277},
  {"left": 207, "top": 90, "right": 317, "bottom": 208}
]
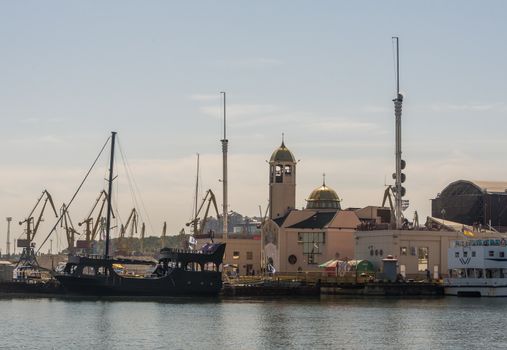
[{"left": 1, "top": 1, "right": 507, "bottom": 253}]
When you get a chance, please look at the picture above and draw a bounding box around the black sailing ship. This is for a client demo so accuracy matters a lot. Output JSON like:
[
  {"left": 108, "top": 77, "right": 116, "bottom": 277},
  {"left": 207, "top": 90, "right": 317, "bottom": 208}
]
[{"left": 55, "top": 132, "right": 226, "bottom": 296}]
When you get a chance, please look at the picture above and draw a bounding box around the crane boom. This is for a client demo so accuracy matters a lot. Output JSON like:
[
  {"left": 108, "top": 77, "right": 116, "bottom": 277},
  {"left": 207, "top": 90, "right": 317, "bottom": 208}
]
[{"left": 186, "top": 189, "right": 220, "bottom": 236}]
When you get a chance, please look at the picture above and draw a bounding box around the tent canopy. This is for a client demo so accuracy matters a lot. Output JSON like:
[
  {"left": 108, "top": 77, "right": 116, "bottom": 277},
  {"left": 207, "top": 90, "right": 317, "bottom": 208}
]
[{"left": 319, "top": 259, "right": 374, "bottom": 273}]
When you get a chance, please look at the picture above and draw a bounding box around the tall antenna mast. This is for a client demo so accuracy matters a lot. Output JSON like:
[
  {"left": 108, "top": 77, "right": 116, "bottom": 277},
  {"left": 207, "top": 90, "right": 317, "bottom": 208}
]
[
  {"left": 105, "top": 131, "right": 116, "bottom": 259},
  {"left": 220, "top": 91, "right": 228, "bottom": 239},
  {"left": 392, "top": 37, "right": 405, "bottom": 230}
]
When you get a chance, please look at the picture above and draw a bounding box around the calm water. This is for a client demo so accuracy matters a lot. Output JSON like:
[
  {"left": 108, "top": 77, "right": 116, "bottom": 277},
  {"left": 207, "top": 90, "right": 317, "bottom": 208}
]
[{"left": 0, "top": 296, "right": 506, "bottom": 349}]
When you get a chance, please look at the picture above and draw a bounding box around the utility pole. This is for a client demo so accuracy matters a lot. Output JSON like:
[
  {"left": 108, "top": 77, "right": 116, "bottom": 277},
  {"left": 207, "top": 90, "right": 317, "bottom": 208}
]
[
  {"left": 6, "top": 217, "right": 12, "bottom": 257},
  {"left": 220, "top": 91, "right": 228, "bottom": 239}
]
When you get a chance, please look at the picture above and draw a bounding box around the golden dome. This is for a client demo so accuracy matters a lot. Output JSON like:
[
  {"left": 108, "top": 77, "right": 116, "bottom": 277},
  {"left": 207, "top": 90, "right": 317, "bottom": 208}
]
[
  {"left": 306, "top": 183, "right": 341, "bottom": 210},
  {"left": 270, "top": 141, "right": 296, "bottom": 163}
]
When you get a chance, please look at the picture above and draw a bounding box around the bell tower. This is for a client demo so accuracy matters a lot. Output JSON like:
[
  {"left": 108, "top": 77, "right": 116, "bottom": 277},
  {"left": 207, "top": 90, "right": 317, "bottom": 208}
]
[{"left": 269, "top": 135, "right": 297, "bottom": 219}]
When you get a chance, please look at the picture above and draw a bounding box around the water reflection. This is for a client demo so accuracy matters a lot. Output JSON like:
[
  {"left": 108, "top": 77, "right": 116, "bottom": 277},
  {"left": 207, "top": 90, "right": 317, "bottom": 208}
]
[{"left": 1, "top": 296, "right": 507, "bottom": 349}]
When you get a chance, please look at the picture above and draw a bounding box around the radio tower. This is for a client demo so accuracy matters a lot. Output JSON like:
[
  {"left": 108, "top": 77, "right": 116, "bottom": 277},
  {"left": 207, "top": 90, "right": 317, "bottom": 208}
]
[{"left": 392, "top": 37, "right": 406, "bottom": 229}]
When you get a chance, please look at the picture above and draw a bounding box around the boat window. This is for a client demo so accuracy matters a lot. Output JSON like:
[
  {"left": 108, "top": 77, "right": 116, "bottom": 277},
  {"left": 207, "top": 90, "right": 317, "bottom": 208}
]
[
  {"left": 455, "top": 252, "right": 459, "bottom": 258},
  {"left": 500, "top": 252, "right": 505, "bottom": 258},
  {"left": 472, "top": 251, "right": 476, "bottom": 257},
  {"left": 82, "top": 266, "right": 95, "bottom": 276},
  {"left": 489, "top": 251, "right": 495, "bottom": 257}
]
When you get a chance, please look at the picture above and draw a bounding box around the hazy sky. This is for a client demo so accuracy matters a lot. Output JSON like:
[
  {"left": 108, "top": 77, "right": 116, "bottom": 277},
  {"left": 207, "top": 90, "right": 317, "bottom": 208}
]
[{"left": 1, "top": 1, "right": 507, "bottom": 253}]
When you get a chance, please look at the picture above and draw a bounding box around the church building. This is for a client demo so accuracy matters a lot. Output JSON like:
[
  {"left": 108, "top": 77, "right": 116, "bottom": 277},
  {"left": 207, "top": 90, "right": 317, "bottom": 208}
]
[{"left": 261, "top": 140, "right": 360, "bottom": 273}]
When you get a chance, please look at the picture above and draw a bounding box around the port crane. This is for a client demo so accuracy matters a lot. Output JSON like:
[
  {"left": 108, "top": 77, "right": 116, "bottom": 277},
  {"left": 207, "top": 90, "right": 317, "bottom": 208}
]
[
  {"left": 382, "top": 185, "right": 397, "bottom": 228},
  {"left": 60, "top": 203, "right": 78, "bottom": 254},
  {"left": 117, "top": 208, "right": 138, "bottom": 255},
  {"left": 120, "top": 208, "right": 139, "bottom": 239},
  {"left": 77, "top": 190, "right": 114, "bottom": 252},
  {"left": 186, "top": 189, "right": 220, "bottom": 238},
  {"left": 17, "top": 190, "right": 58, "bottom": 267}
]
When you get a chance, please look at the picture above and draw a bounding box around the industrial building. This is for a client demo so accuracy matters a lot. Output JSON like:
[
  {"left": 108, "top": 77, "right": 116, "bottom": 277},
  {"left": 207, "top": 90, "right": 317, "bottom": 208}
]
[{"left": 431, "top": 180, "right": 507, "bottom": 232}]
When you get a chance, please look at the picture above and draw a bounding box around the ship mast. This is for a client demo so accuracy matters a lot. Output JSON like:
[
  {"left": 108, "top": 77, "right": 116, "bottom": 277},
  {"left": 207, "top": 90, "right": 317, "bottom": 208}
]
[
  {"left": 193, "top": 153, "right": 200, "bottom": 236},
  {"left": 104, "top": 131, "right": 116, "bottom": 259},
  {"left": 392, "top": 37, "right": 404, "bottom": 229},
  {"left": 220, "top": 91, "right": 228, "bottom": 239}
]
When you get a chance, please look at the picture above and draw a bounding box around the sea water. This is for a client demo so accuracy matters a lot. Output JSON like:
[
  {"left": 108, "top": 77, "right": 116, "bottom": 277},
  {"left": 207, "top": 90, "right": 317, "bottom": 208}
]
[{"left": 0, "top": 296, "right": 505, "bottom": 349}]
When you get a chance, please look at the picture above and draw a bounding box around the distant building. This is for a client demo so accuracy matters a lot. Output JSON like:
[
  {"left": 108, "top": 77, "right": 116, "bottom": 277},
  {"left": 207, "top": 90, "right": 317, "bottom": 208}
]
[
  {"left": 197, "top": 212, "right": 262, "bottom": 276},
  {"left": 431, "top": 180, "right": 507, "bottom": 231}
]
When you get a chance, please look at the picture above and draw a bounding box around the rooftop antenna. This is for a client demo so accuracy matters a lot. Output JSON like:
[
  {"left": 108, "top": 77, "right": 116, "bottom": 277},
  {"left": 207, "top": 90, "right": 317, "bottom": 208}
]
[
  {"left": 392, "top": 37, "right": 405, "bottom": 229},
  {"left": 220, "top": 91, "right": 228, "bottom": 239}
]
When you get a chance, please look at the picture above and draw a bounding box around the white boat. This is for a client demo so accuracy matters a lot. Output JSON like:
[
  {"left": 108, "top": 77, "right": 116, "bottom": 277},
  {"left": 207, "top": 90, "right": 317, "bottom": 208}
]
[{"left": 445, "top": 238, "right": 507, "bottom": 297}]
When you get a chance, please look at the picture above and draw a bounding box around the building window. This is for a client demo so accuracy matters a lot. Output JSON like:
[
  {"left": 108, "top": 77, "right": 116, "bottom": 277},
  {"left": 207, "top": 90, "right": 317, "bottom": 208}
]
[
  {"left": 284, "top": 165, "right": 292, "bottom": 175},
  {"left": 418, "top": 247, "right": 429, "bottom": 272},
  {"left": 275, "top": 165, "right": 283, "bottom": 183},
  {"left": 463, "top": 251, "right": 468, "bottom": 257},
  {"left": 410, "top": 247, "right": 416, "bottom": 256},
  {"left": 246, "top": 251, "right": 253, "bottom": 260},
  {"left": 489, "top": 251, "right": 495, "bottom": 257},
  {"left": 233, "top": 251, "right": 240, "bottom": 260},
  {"left": 288, "top": 255, "right": 297, "bottom": 265},
  {"left": 455, "top": 252, "right": 459, "bottom": 258},
  {"left": 300, "top": 232, "right": 325, "bottom": 265},
  {"left": 400, "top": 247, "right": 407, "bottom": 256},
  {"left": 472, "top": 251, "right": 476, "bottom": 257}
]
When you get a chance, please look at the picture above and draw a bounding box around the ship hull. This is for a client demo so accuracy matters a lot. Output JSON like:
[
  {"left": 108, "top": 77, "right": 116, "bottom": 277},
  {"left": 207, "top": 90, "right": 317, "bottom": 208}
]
[
  {"left": 55, "top": 270, "right": 222, "bottom": 296},
  {"left": 445, "top": 281, "right": 507, "bottom": 297}
]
